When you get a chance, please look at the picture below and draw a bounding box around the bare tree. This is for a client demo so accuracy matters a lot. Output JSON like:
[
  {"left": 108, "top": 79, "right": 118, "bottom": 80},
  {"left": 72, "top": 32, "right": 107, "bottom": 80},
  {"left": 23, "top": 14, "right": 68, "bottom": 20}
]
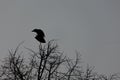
[
  {"left": 0, "top": 40, "right": 120, "bottom": 80},
  {"left": 0, "top": 40, "right": 67, "bottom": 80}
]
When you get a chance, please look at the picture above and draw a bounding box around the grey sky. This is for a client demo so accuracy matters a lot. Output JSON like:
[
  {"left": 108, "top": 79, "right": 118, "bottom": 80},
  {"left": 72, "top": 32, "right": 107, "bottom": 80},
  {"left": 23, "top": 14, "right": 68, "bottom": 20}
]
[{"left": 0, "top": 0, "right": 120, "bottom": 74}]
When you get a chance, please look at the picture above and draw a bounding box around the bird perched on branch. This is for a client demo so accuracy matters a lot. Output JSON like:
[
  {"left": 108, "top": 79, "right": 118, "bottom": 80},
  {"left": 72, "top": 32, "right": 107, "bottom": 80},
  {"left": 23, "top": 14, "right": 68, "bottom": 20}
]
[{"left": 32, "top": 29, "right": 46, "bottom": 43}]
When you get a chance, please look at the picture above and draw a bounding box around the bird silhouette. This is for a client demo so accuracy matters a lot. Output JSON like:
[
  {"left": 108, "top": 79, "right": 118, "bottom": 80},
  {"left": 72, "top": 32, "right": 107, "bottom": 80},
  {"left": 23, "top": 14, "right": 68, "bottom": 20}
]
[{"left": 32, "top": 29, "right": 46, "bottom": 43}]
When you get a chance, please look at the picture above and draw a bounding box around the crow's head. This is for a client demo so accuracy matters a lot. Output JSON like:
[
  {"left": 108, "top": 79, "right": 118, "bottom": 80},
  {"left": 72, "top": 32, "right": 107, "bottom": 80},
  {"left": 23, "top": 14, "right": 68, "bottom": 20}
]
[
  {"left": 32, "top": 29, "right": 40, "bottom": 33},
  {"left": 32, "top": 29, "right": 45, "bottom": 36}
]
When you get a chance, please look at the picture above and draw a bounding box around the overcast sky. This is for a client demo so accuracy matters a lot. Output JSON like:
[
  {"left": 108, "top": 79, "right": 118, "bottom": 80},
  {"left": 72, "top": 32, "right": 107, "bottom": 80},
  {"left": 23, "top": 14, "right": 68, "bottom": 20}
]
[{"left": 0, "top": 0, "right": 120, "bottom": 74}]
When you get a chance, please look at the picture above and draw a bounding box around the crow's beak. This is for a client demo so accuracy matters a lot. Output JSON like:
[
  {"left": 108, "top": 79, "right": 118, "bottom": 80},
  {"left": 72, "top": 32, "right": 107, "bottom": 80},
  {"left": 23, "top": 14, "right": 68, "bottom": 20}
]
[{"left": 32, "top": 30, "right": 35, "bottom": 32}]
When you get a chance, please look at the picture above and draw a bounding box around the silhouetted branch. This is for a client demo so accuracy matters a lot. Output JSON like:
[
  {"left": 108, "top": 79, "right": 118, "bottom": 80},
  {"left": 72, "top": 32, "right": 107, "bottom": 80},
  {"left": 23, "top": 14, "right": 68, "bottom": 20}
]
[{"left": 0, "top": 40, "right": 120, "bottom": 80}]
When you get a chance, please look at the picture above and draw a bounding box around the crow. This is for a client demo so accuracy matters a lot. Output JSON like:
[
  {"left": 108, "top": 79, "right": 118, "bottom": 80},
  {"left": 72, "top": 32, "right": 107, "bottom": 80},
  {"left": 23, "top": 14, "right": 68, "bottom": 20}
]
[{"left": 32, "top": 29, "right": 46, "bottom": 43}]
